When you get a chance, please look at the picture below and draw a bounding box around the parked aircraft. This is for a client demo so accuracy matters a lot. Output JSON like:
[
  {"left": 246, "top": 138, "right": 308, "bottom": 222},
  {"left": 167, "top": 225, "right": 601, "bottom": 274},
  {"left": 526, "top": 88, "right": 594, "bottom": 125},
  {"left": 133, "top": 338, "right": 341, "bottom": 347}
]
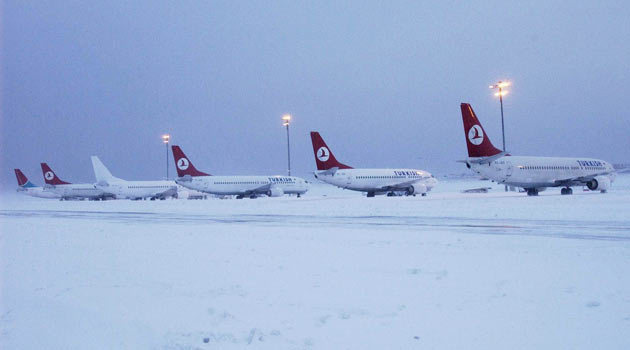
[
  {"left": 171, "top": 145, "right": 309, "bottom": 198},
  {"left": 91, "top": 156, "right": 177, "bottom": 200},
  {"left": 40, "top": 163, "right": 113, "bottom": 200},
  {"left": 14, "top": 169, "right": 60, "bottom": 199},
  {"left": 310, "top": 132, "right": 437, "bottom": 197},
  {"left": 460, "top": 103, "right": 616, "bottom": 196}
]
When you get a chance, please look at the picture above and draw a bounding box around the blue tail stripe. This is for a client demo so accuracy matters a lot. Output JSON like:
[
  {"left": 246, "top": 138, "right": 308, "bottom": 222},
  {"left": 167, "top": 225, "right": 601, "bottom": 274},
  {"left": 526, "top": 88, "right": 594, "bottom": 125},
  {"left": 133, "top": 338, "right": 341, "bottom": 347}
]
[{"left": 22, "top": 181, "right": 38, "bottom": 188}]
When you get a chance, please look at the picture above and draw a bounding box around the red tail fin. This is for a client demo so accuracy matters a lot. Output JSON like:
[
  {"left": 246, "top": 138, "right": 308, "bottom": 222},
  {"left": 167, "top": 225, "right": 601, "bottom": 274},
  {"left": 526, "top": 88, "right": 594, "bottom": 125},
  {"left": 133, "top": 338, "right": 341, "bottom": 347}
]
[
  {"left": 310, "top": 132, "right": 353, "bottom": 170},
  {"left": 460, "top": 103, "right": 502, "bottom": 158},
  {"left": 14, "top": 169, "right": 29, "bottom": 186},
  {"left": 40, "top": 163, "right": 71, "bottom": 185},
  {"left": 171, "top": 145, "right": 210, "bottom": 177}
]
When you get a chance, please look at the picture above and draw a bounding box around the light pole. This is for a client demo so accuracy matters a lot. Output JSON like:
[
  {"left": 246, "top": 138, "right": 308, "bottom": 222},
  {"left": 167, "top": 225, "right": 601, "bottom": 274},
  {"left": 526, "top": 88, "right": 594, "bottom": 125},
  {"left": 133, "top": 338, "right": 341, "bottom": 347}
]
[
  {"left": 489, "top": 81, "right": 510, "bottom": 151},
  {"left": 162, "top": 134, "right": 170, "bottom": 180},
  {"left": 282, "top": 114, "right": 292, "bottom": 176},
  {"left": 489, "top": 80, "right": 510, "bottom": 191}
]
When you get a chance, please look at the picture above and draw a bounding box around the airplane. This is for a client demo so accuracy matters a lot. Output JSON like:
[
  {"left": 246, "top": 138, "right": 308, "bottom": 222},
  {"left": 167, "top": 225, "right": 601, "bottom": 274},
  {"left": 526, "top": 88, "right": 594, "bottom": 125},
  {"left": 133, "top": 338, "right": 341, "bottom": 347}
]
[
  {"left": 14, "top": 168, "right": 60, "bottom": 199},
  {"left": 459, "top": 103, "right": 616, "bottom": 196},
  {"left": 91, "top": 156, "right": 178, "bottom": 200},
  {"left": 171, "top": 145, "right": 309, "bottom": 198},
  {"left": 40, "top": 163, "right": 114, "bottom": 200},
  {"left": 310, "top": 131, "right": 437, "bottom": 197}
]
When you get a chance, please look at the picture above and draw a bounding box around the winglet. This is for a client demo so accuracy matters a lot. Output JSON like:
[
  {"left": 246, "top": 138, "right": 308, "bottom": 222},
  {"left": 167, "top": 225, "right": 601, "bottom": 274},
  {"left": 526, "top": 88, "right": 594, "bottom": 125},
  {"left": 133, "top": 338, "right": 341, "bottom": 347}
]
[
  {"left": 40, "top": 163, "right": 71, "bottom": 185},
  {"left": 310, "top": 132, "right": 353, "bottom": 171},
  {"left": 171, "top": 145, "right": 210, "bottom": 177}
]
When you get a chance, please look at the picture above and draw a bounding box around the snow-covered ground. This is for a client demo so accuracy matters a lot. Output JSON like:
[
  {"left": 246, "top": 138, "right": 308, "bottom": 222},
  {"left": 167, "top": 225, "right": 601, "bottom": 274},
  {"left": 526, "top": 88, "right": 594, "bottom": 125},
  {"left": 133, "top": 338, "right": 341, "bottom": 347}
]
[{"left": 2, "top": 175, "right": 630, "bottom": 349}]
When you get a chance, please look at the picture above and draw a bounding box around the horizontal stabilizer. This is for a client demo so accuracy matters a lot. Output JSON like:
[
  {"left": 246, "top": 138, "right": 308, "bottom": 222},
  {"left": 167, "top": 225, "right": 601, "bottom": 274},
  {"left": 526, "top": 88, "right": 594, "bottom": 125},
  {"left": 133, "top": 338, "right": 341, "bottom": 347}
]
[{"left": 468, "top": 152, "right": 507, "bottom": 164}]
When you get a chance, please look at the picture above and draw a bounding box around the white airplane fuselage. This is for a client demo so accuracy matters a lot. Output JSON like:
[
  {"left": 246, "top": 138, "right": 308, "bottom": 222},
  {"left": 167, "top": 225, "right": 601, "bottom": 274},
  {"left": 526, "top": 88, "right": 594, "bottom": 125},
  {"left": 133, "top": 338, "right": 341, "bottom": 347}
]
[
  {"left": 47, "top": 183, "right": 111, "bottom": 200},
  {"left": 177, "top": 175, "right": 309, "bottom": 197},
  {"left": 468, "top": 156, "right": 615, "bottom": 190},
  {"left": 17, "top": 186, "right": 61, "bottom": 199},
  {"left": 96, "top": 180, "right": 178, "bottom": 200},
  {"left": 315, "top": 168, "right": 437, "bottom": 195}
]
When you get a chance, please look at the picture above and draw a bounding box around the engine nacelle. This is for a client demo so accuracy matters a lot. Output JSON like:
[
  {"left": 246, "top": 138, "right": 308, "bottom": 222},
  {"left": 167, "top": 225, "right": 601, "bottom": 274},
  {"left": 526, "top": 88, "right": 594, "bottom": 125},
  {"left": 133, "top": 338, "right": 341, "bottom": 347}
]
[
  {"left": 406, "top": 183, "right": 427, "bottom": 196},
  {"left": 267, "top": 186, "right": 284, "bottom": 197},
  {"left": 587, "top": 176, "right": 611, "bottom": 191}
]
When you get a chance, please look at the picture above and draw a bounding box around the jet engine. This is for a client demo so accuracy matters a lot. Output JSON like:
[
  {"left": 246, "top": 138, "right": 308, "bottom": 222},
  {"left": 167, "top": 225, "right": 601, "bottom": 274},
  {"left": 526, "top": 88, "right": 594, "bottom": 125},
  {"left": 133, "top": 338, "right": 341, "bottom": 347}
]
[
  {"left": 267, "top": 186, "right": 284, "bottom": 197},
  {"left": 406, "top": 183, "right": 427, "bottom": 196},
  {"left": 586, "top": 176, "right": 611, "bottom": 192}
]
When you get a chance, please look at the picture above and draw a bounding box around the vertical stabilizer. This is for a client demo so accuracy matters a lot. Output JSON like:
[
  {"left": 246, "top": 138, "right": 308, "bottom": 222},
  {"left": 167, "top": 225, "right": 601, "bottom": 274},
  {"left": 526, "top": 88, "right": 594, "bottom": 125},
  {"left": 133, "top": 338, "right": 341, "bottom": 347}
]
[
  {"left": 91, "top": 156, "right": 123, "bottom": 183},
  {"left": 40, "top": 163, "right": 71, "bottom": 185},
  {"left": 309, "top": 132, "right": 353, "bottom": 171},
  {"left": 15, "top": 169, "right": 37, "bottom": 188},
  {"left": 460, "top": 103, "right": 502, "bottom": 158},
  {"left": 171, "top": 145, "right": 210, "bottom": 177}
]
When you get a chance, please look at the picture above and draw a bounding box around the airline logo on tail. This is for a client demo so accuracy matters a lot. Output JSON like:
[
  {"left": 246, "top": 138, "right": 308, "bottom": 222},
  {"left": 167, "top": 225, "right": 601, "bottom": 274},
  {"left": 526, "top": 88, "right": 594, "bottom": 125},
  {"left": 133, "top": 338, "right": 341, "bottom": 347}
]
[
  {"left": 316, "top": 147, "right": 330, "bottom": 162},
  {"left": 44, "top": 171, "right": 55, "bottom": 181},
  {"left": 177, "top": 158, "right": 190, "bottom": 171},
  {"left": 467, "top": 125, "right": 484, "bottom": 145}
]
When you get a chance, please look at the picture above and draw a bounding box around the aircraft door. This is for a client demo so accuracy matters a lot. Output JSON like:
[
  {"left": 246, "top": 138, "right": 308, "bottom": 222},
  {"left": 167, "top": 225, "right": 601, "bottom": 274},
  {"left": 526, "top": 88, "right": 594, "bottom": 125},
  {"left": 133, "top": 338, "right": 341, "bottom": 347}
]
[
  {"left": 117, "top": 185, "right": 125, "bottom": 199},
  {"left": 505, "top": 161, "right": 513, "bottom": 179}
]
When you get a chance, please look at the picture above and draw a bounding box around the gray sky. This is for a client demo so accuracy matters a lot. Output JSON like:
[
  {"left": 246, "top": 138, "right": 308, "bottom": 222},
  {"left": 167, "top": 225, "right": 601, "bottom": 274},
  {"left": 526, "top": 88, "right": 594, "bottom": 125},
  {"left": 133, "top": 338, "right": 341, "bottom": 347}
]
[{"left": 2, "top": 1, "right": 630, "bottom": 189}]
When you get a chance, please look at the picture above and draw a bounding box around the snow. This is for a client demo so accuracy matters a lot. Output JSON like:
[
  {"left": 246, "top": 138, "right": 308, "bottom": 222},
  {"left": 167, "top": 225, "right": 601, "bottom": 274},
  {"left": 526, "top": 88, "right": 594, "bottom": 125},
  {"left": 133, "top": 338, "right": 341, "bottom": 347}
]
[{"left": 2, "top": 175, "right": 630, "bottom": 349}]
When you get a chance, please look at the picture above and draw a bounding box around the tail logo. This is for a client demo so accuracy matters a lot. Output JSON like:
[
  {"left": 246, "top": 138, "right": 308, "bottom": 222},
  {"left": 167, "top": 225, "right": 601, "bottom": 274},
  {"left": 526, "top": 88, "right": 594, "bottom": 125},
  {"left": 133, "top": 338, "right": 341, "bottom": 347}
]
[
  {"left": 316, "top": 147, "right": 330, "bottom": 162},
  {"left": 467, "top": 125, "right": 484, "bottom": 146},
  {"left": 177, "top": 158, "right": 190, "bottom": 171},
  {"left": 44, "top": 171, "right": 54, "bottom": 180}
]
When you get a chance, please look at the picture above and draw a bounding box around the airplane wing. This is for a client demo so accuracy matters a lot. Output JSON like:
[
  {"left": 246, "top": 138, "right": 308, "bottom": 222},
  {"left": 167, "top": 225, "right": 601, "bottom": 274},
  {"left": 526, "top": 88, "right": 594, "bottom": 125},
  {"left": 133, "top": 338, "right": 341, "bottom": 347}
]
[
  {"left": 247, "top": 183, "right": 291, "bottom": 197},
  {"left": 235, "top": 183, "right": 276, "bottom": 196},
  {"left": 552, "top": 171, "right": 615, "bottom": 186},
  {"left": 376, "top": 179, "right": 426, "bottom": 192},
  {"left": 250, "top": 183, "right": 273, "bottom": 194}
]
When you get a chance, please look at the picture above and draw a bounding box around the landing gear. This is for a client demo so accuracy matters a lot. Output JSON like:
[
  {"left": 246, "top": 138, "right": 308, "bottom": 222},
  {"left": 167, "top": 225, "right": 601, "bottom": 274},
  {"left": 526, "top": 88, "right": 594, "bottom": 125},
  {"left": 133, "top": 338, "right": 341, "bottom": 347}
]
[
  {"left": 421, "top": 193, "right": 427, "bottom": 197},
  {"left": 561, "top": 187, "right": 573, "bottom": 195},
  {"left": 526, "top": 188, "right": 539, "bottom": 196},
  {"left": 236, "top": 195, "right": 244, "bottom": 199},
  {"left": 297, "top": 193, "right": 301, "bottom": 198},
  {"left": 367, "top": 192, "right": 375, "bottom": 198},
  {"left": 387, "top": 192, "right": 395, "bottom": 197}
]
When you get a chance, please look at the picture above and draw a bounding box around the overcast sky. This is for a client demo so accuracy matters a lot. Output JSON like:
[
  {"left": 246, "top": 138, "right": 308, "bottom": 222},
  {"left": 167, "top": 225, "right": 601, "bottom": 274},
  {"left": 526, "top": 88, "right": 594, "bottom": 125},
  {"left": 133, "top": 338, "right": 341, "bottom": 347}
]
[{"left": 2, "top": 1, "right": 629, "bottom": 189}]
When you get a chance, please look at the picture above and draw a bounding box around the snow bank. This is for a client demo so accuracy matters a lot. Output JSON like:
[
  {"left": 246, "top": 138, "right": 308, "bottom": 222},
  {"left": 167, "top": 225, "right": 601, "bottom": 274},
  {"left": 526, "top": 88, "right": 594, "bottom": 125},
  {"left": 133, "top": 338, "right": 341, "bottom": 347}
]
[{"left": 1, "top": 176, "right": 629, "bottom": 349}]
